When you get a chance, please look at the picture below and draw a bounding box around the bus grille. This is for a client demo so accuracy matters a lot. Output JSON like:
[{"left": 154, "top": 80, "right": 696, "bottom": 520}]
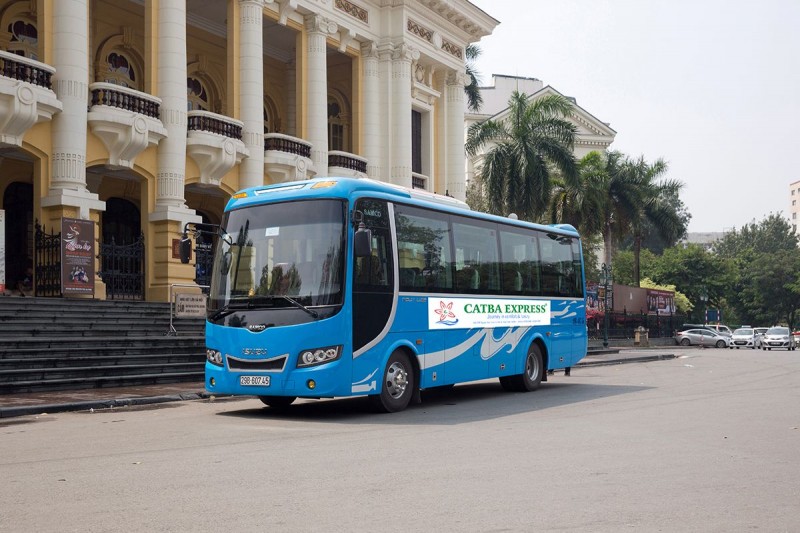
[{"left": 227, "top": 355, "right": 287, "bottom": 372}]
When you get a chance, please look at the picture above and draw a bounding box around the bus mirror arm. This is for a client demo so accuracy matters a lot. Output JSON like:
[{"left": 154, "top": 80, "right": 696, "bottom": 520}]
[
  {"left": 179, "top": 222, "right": 232, "bottom": 264},
  {"left": 354, "top": 222, "right": 372, "bottom": 257}
]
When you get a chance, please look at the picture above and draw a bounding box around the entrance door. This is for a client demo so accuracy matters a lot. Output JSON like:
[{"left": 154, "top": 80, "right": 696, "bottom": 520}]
[
  {"left": 101, "top": 198, "right": 144, "bottom": 299},
  {"left": 2, "top": 182, "right": 33, "bottom": 290}
]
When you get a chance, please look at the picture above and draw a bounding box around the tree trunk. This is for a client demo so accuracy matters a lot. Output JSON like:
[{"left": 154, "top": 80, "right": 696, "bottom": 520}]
[{"left": 633, "top": 233, "right": 642, "bottom": 287}]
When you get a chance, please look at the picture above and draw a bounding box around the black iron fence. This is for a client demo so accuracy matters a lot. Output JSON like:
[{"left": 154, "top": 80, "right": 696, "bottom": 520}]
[
  {"left": 99, "top": 233, "right": 145, "bottom": 300},
  {"left": 34, "top": 221, "right": 62, "bottom": 297},
  {"left": 588, "top": 311, "right": 688, "bottom": 340}
]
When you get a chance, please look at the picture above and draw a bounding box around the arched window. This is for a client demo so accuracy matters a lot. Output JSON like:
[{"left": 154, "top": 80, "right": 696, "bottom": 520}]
[
  {"left": 327, "top": 91, "right": 350, "bottom": 152},
  {"left": 6, "top": 18, "right": 38, "bottom": 59},
  {"left": 104, "top": 51, "right": 137, "bottom": 88},
  {"left": 187, "top": 77, "right": 209, "bottom": 111},
  {"left": 264, "top": 95, "right": 279, "bottom": 134}
]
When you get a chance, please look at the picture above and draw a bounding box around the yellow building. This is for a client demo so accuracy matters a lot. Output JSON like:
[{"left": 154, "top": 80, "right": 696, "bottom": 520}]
[{"left": 0, "top": 0, "right": 497, "bottom": 301}]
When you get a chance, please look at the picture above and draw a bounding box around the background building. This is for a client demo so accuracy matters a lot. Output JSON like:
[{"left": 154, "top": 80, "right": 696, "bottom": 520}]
[
  {"left": 790, "top": 180, "right": 800, "bottom": 236},
  {"left": 0, "top": 0, "right": 497, "bottom": 301},
  {"left": 465, "top": 74, "right": 617, "bottom": 186}
]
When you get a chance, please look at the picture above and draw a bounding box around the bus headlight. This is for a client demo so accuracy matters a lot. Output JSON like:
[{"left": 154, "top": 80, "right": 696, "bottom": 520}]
[
  {"left": 206, "top": 349, "right": 224, "bottom": 366},
  {"left": 297, "top": 345, "right": 341, "bottom": 368}
]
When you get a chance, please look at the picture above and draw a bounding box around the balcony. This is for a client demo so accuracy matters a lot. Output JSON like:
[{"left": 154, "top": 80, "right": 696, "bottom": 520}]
[
  {"left": 412, "top": 172, "right": 428, "bottom": 190},
  {"left": 187, "top": 110, "right": 248, "bottom": 186},
  {"left": 0, "top": 50, "right": 62, "bottom": 148},
  {"left": 264, "top": 133, "right": 315, "bottom": 182},
  {"left": 87, "top": 82, "right": 167, "bottom": 170},
  {"left": 328, "top": 150, "right": 368, "bottom": 179}
]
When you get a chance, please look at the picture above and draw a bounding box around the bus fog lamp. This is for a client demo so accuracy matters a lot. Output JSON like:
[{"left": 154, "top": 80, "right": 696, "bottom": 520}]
[
  {"left": 297, "top": 345, "right": 342, "bottom": 368},
  {"left": 307, "top": 379, "right": 316, "bottom": 390}
]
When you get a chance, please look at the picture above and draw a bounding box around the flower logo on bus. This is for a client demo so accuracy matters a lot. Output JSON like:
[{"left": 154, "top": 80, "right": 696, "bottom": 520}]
[{"left": 434, "top": 300, "right": 459, "bottom": 326}]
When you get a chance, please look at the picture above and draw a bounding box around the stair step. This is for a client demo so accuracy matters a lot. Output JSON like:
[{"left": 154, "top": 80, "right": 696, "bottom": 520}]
[{"left": 0, "top": 297, "right": 208, "bottom": 394}]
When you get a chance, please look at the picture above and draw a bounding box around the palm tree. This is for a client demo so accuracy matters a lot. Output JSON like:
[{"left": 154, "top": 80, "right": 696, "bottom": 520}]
[
  {"left": 465, "top": 90, "right": 577, "bottom": 221},
  {"left": 549, "top": 150, "right": 637, "bottom": 267},
  {"left": 626, "top": 156, "right": 686, "bottom": 285},
  {"left": 464, "top": 44, "right": 483, "bottom": 112}
]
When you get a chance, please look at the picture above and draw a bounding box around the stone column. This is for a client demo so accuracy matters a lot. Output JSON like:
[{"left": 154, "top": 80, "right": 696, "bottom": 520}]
[
  {"left": 361, "top": 41, "right": 380, "bottom": 179},
  {"left": 446, "top": 71, "right": 467, "bottom": 201},
  {"left": 305, "top": 14, "right": 336, "bottom": 177},
  {"left": 43, "top": 0, "right": 104, "bottom": 217},
  {"left": 150, "top": 0, "right": 199, "bottom": 301},
  {"left": 238, "top": 0, "right": 265, "bottom": 189},
  {"left": 154, "top": 0, "right": 190, "bottom": 212},
  {"left": 390, "top": 43, "right": 417, "bottom": 189}
]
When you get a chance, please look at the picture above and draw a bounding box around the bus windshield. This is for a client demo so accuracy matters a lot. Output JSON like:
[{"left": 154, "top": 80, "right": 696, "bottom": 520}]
[{"left": 208, "top": 199, "right": 346, "bottom": 313}]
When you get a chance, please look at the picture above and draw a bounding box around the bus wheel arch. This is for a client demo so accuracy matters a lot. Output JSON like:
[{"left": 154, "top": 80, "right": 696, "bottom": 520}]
[
  {"left": 369, "top": 347, "right": 418, "bottom": 413},
  {"left": 499, "top": 339, "right": 546, "bottom": 393}
]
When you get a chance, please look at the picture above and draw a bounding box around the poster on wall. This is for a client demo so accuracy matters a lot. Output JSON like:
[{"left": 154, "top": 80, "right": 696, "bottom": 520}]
[
  {"left": 0, "top": 209, "right": 5, "bottom": 294},
  {"left": 61, "top": 217, "right": 95, "bottom": 296},
  {"left": 646, "top": 289, "right": 676, "bottom": 315}
]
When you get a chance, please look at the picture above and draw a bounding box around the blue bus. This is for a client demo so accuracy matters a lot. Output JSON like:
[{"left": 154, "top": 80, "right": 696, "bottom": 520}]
[{"left": 198, "top": 177, "right": 587, "bottom": 412}]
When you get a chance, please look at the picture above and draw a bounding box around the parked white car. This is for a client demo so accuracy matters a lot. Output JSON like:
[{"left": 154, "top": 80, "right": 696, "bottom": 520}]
[
  {"left": 730, "top": 327, "right": 758, "bottom": 349},
  {"left": 761, "top": 327, "right": 797, "bottom": 351}
]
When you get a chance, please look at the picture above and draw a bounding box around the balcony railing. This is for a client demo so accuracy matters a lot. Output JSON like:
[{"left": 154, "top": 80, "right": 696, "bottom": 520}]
[
  {"left": 188, "top": 110, "right": 242, "bottom": 140},
  {"left": 0, "top": 50, "right": 54, "bottom": 89},
  {"left": 329, "top": 150, "right": 367, "bottom": 174},
  {"left": 265, "top": 133, "right": 312, "bottom": 158},
  {"left": 90, "top": 82, "right": 160, "bottom": 118},
  {"left": 412, "top": 172, "right": 428, "bottom": 190}
]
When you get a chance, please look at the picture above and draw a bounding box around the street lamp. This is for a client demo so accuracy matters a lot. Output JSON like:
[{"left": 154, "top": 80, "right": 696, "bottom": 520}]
[
  {"left": 699, "top": 287, "right": 708, "bottom": 324},
  {"left": 601, "top": 263, "right": 613, "bottom": 348}
]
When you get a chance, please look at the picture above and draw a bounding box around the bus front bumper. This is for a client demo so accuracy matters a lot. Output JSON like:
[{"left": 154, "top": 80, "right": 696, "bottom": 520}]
[{"left": 205, "top": 360, "right": 350, "bottom": 398}]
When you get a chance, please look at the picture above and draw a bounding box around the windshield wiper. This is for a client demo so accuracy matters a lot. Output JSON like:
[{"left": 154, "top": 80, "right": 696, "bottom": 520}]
[
  {"left": 208, "top": 298, "right": 252, "bottom": 321},
  {"left": 277, "top": 295, "right": 320, "bottom": 318},
  {"left": 210, "top": 295, "right": 319, "bottom": 320}
]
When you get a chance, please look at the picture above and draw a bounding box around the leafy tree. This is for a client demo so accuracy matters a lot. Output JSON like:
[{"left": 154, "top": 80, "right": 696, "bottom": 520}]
[
  {"left": 715, "top": 213, "right": 799, "bottom": 257},
  {"left": 607, "top": 249, "right": 657, "bottom": 286},
  {"left": 717, "top": 215, "right": 800, "bottom": 327},
  {"left": 650, "top": 244, "right": 733, "bottom": 323},
  {"left": 620, "top": 188, "right": 691, "bottom": 255},
  {"left": 466, "top": 91, "right": 577, "bottom": 221},
  {"left": 464, "top": 44, "right": 483, "bottom": 113}
]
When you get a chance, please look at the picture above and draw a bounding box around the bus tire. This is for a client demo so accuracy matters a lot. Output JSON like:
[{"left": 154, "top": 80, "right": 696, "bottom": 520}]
[
  {"left": 370, "top": 350, "right": 415, "bottom": 413},
  {"left": 500, "top": 343, "right": 544, "bottom": 392},
  {"left": 258, "top": 396, "right": 296, "bottom": 409}
]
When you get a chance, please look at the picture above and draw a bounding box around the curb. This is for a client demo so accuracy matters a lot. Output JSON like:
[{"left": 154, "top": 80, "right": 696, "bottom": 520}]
[
  {"left": 0, "top": 391, "right": 213, "bottom": 419},
  {"left": 1, "top": 354, "right": 678, "bottom": 419},
  {"left": 577, "top": 353, "right": 677, "bottom": 367}
]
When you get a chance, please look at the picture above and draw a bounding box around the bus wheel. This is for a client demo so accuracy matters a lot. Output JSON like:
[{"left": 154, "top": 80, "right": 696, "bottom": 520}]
[
  {"left": 370, "top": 350, "right": 415, "bottom": 413},
  {"left": 500, "top": 343, "right": 543, "bottom": 392},
  {"left": 258, "top": 396, "right": 296, "bottom": 409}
]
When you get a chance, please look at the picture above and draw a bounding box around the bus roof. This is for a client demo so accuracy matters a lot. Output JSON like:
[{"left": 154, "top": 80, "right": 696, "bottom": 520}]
[{"left": 225, "top": 177, "right": 580, "bottom": 238}]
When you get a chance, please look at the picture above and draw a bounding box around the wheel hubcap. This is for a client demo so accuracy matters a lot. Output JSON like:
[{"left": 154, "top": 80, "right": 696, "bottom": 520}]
[
  {"left": 386, "top": 362, "right": 408, "bottom": 399},
  {"left": 526, "top": 353, "right": 539, "bottom": 380}
]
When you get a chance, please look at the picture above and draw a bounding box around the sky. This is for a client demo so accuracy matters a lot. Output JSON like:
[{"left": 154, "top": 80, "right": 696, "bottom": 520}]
[{"left": 468, "top": 0, "right": 800, "bottom": 233}]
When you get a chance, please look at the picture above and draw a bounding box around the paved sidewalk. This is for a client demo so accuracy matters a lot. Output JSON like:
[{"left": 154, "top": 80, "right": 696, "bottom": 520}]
[{"left": 0, "top": 347, "right": 678, "bottom": 419}]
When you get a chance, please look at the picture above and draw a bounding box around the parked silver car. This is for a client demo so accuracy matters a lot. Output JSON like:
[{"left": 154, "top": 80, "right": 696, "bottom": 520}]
[
  {"left": 761, "top": 327, "right": 797, "bottom": 350},
  {"left": 730, "top": 327, "right": 758, "bottom": 349},
  {"left": 675, "top": 328, "right": 730, "bottom": 348}
]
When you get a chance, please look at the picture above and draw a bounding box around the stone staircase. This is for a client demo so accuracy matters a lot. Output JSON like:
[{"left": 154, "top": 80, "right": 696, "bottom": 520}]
[{"left": 0, "top": 297, "right": 206, "bottom": 394}]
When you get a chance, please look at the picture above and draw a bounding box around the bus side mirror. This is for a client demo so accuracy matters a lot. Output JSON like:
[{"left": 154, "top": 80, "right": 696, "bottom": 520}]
[
  {"left": 179, "top": 233, "right": 192, "bottom": 264},
  {"left": 354, "top": 223, "right": 372, "bottom": 257}
]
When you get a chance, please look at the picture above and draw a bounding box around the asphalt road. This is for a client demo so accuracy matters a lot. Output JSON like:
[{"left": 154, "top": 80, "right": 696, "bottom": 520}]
[{"left": 2, "top": 347, "right": 798, "bottom": 532}]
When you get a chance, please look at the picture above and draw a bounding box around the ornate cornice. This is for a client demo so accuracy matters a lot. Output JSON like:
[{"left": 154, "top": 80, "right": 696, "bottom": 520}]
[
  {"left": 334, "top": 0, "right": 368, "bottom": 24},
  {"left": 407, "top": 18, "right": 433, "bottom": 43}
]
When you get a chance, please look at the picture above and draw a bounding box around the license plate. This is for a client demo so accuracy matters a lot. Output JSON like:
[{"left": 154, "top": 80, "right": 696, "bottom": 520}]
[{"left": 240, "top": 375, "right": 271, "bottom": 386}]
